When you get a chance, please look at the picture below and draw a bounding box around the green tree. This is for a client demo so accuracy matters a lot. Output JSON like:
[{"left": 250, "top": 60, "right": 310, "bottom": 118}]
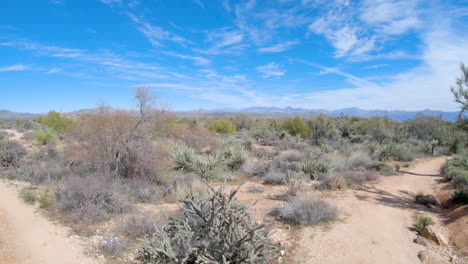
[
  {"left": 37, "top": 111, "right": 73, "bottom": 133},
  {"left": 208, "top": 118, "right": 236, "bottom": 134},
  {"left": 282, "top": 116, "right": 310, "bottom": 138},
  {"left": 451, "top": 63, "right": 468, "bottom": 119}
]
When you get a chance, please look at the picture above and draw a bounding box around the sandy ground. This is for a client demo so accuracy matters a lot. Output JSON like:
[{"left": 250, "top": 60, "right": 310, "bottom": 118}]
[
  {"left": 0, "top": 181, "right": 100, "bottom": 264},
  {"left": 288, "top": 156, "right": 449, "bottom": 264}
]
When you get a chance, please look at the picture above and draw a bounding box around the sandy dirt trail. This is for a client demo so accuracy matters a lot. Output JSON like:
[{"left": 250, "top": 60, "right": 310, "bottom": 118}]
[
  {"left": 0, "top": 181, "right": 99, "bottom": 264},
  {"left": 289, "top": 156, "right": 449, "bottom": 264}
]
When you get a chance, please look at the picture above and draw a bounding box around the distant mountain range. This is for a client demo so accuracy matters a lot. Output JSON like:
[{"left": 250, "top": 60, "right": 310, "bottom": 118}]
[{"left": 0, "top": 107, "right": 462, "bottom": 122}]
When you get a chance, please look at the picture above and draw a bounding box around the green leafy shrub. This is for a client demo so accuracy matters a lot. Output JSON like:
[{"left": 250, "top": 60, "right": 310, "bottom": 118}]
[
  {"left": 0, "top": 139, "right": 27, "bottom": 167},
  {"left": 453, "top": 190, "right": 468, "bottom": 204},
  {"left": 274, "top": 197, "right": 338, "bottom": 226},
  {"left": 38, "top": 192, "right": 54, "bottom": 208},
  {"left": 34, "top": 127, "right": 58, "bottom": 146},
  {"left": 208, "top": 118, "right": 236, "bottom": 134},
  {"left": 413, "top": 213, "right": 434, "bottom": 233},
  {"left": 282, "top": 116, "right": 310, "bottom": 138},
  {"left": 37, "top": 111, "right": 73, "bottom": 133},
  {"left": 139, "top": 185, "right": 278, "bottom": 263}
]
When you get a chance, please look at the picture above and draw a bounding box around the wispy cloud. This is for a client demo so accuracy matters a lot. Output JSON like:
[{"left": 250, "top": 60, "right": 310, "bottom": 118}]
[
  {"left": 257, "top": 41, "right": 299, "bottom": 53},
  {"left": 162, "top": 51, "right": 211, "bottom": 66},
  {"left": 127, "top": 13, "right": 188, "bottom": 47},
  {"left": 256, "top": 62, "right": 285, "bottom": 78},
  {"left": 0, "top": 64, "right": 30, "bottom": 72},
  {"left": 192, "top": 0, "right": 205, "bottom": 8},
  {"left": 47, "top": 67, "right": 61, "bottom": 74}
]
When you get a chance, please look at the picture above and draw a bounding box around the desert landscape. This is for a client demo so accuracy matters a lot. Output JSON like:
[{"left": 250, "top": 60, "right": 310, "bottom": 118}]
[{"left": 1, "top": 1, "right": 468, "bottom": 263}]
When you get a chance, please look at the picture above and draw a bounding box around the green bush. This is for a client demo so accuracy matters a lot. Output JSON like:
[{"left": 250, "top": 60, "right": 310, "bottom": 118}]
[
  {"left": 37, "top": 111, "right": 73, "bottom": 133},
  {"left": 453, "top": 190, "right": 468, "bottom": 204},
  {"left": 35, "top": 127, "right": 58, "bottom": 146},
  {"left": 208, "top": 119, "right": 236, "bottom": 134},
  {"left": 139, "top": 185, "right": 277, "bottom": 263},
  {"left": 413, "top": 213, "right": 434, "bottom": 233},
  {"left": 282, "top": 117, "right": 310, "bottom": 138}
]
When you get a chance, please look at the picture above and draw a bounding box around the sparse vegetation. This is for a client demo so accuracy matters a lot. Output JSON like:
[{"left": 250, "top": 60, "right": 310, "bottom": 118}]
[{"left": 413, "top": 213, "right": 434, "bottom": 233}]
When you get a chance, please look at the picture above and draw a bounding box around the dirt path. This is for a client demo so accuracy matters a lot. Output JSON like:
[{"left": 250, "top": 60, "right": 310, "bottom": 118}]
[
  {"left": 288, "top": 156, "right": 449, "bottom": 264},
  {"left": 0, "top": 181, "right": 99, "bottom": 264}
]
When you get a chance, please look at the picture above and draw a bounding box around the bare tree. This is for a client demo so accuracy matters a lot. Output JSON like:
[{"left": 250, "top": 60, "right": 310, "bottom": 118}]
[{"left": 451, "top": 63, "right": 468, "bottom": 119}]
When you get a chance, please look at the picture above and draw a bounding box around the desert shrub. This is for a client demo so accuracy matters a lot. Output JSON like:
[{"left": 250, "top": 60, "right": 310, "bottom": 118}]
[
  {"left": 276, "top": 159, "right": 303, "bottom": 173},
  {"left": 0, "top": 139, "right": 26, "bottom": 167},
  {"left": 14, "top": 118, "right": 37, "bottom": 130},
  {"left": 220, "top": 140, "right": 248, "bottom": 171},
  {"left": 263, "top": 170, "right": 286, "bottom": 185},
  {"left": 35, "top": 127, "right": 58, "bottom": 146},
  {"left": 302, "top": 157, "right": 332, "bottom": 180},
  {"left": 96, "top": 233, "right": 130, "bottom": 258},
  {"left": 242, "top": 159, "right": 269, "bottom": 178},
  {"left": 56, "top": 174, "right": 134, "bottom": 223},
  {"left": 37, "top": 111, "right": 73, "bottom": 133},
  {"left": 413, "top": 213, "right": 434, "bottom": 233},
  {"left": 0, "top": 130, "right": 8, "bottom": 140},
  {"left": 127, "top": 179, "right": 162, "bottom": 203},
  {"left": 230, "top": 114, "right": 254, "bottom": 131},
  {"left": 38, "top": 192, "right": 55, "bottom": 208},
  {"left": 208, "top": 118, "right": 236, "bottom": 134},
  {"left": 274, "top": 197, "right": 338, "bottom": 226},
  {"left": 378, "top": 144, "right": 410, "bottom": 161},
  {"left": 120, "top": 214, "right": 157, "bottom": 239},
  {"left": 138, "top": 185, "right": 277, "bottom": 264},
  {"left": 254, "top": 147, "right": 277, "bottom": 159},
  {"left": 451, "top": 172, "right": 468, "bottom": 191},
  {"left": 20, "top": 188, "right": 37, "bottom": 204},
  {"left": 307, "top": 114, "right": 339, "bottom": 144},
  {"left": 453, "top": 190, "right": 468, "bottom": 204},
  {"left": 191, "top": 151, "right": 223, "bottom": 179},
  {"left": 116, "top": 139, "right": 164, "bottom": 181},
  {"left": 173, "top": 125, "right": 217, "bottom": 151},
  {"left": 442, "top": 156, "right": 468, "bottom": 191},
  {"left": 282, "top": 116, "right": 310, "bottom": 138},
  {"left": 415, "top": 194, "right": 439, "bottom": 207},
  {"left": 8, "top": 161, "right": 65, "bottom": 184},
  {"left": 325, "top": 170, "right": 378, "bottom": 189},
  {"left": 279, "top": 150, "right": 305, "bottom": 162},
  {"left": 371, "top": 162, "right": 397, "bottom": 176},
  {"left": 169, "top": 143, "right": 196, "bottom": 171},
  {"left": 324, "top": 174, "right": 348, "bottom": 189},
  {"left": 355, "top": 118, "right": 390, "bottom": 143}
]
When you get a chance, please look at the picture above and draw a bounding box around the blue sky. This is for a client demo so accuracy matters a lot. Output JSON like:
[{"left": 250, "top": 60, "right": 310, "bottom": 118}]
[{"left": 1, "top": 0, "right": 468, "bottom": 113}]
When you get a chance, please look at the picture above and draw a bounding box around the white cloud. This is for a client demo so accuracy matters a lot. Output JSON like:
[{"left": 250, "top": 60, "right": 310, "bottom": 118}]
[
  {"left": 257, "top": 41, "right": 299, "bottom": 53},
  {"left": 127, "top": 13, "right": 188, "bottom": 47},
  {"left": 256, "top": 62, "right": 285, "bottom": 78},
  {"left": 0, "top": 64, "right": 30, "bottom": 72},
  {"left": 47, "top": 68, "right": 61, "bottom": 74},
  {"left": 162, "top": 51, "right": 211, "bottom": 66}
]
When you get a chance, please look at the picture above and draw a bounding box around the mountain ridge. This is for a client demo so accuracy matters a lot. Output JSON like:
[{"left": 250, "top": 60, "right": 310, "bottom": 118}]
[{"left": 0, "top": 107, "right": 462, "bottom": 122}]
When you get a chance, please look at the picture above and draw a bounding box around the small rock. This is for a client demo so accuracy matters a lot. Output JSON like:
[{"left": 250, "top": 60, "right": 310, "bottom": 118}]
[
  {"left": 415, "top": 194, "right": 439, "bottom": 207},
  {"left": 418, "top": 250, "right": 451, "bottom": 264},
  {"left": 420, "top": 226, "right": 449, "bottom": 246}
]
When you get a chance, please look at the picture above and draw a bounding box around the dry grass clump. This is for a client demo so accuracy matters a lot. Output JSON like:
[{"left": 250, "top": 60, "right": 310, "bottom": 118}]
[
  {"left": 119, "top": 214, "right": 158, "bottom": 240},
  {"left": 279, "top": 150, "right": 305, "bottom": 162},
  {"left": 56, "top": 174, "right": 134, "bottom": 223},
  {"left": 273, "top": 197, "right": 338, "bottom": 226}
]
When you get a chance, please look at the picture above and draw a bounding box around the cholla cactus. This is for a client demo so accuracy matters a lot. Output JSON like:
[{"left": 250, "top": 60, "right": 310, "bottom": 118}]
[{"left": 139, "top": 185, "right": 278, "bottom": 264}]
